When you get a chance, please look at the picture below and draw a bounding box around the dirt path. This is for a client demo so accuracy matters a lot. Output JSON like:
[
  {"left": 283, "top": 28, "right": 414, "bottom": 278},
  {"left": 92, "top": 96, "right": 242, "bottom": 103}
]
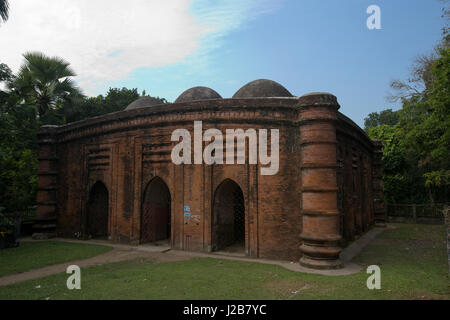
[{"left": 0, "top": 248, "right": 190, "bottom": 287}]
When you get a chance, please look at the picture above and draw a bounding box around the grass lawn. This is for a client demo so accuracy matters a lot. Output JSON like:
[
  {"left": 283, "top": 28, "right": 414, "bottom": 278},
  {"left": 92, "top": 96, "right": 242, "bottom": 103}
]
[
  {"left": 0, "top": 224, "right": 448, "bottom": 300},
  {"left": 0, "top": 241, "right": 111, "bottom": 277}
]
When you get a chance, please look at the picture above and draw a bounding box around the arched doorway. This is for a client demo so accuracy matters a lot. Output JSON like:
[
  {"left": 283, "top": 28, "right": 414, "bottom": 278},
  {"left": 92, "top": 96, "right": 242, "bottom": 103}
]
[
  {"left": 212, "top": 179, "right": 245, "bottom": 252},
  {"left": 141, "top": 177, "right": 171, "bottom": 244},
  {"left": 87, "top": 181, "right": 109, "bottom": 238}
]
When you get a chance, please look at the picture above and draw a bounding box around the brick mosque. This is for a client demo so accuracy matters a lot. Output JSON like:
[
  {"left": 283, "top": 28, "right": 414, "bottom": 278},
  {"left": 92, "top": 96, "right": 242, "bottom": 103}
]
[{"left": 34, "top": 79, "right": 385, "bottom": 269}]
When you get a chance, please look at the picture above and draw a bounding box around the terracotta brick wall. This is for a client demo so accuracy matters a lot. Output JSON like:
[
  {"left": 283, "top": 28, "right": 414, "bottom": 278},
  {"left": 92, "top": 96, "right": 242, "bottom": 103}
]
[{"left": 336, "top": 113, "right": 380, "bottom": 243}]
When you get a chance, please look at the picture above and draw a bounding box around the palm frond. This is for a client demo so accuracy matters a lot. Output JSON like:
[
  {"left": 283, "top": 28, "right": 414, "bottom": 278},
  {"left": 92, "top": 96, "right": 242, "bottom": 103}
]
[
  {"left": 12, "top": 52, "right": 82, "bottom": 116},
  {"left": 0, "top": 0, "right": 9, "bottom": 22}
]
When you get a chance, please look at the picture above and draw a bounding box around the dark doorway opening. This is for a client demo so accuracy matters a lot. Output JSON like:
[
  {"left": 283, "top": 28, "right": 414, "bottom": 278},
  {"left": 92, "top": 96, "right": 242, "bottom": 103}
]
[
  {"left": 212, "top": 179, "right": 245, "bottom": 253},
  {"left": 87, "top": 181, "right": 109, "bottom": 239},
  {"left": 141, "top": 177, "right": 171, "bottom": 244}
]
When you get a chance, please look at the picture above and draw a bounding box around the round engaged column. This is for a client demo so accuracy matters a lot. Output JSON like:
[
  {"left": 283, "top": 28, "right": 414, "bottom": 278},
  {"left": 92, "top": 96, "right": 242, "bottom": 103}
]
[{"left": 298, "top": 92, "right": 343, "bottom": 269}]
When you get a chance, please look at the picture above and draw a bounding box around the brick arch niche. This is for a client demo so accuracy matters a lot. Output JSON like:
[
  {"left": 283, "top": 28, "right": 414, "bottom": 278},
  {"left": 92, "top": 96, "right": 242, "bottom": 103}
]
[
  {"left": 212, "top": 179, "right": 245, "bottom": 253},
  {"left": 87, "top": 181, "right": 109, "bottom": 239},
  {"left": 141, "top": 177, "right": 171, "bottom": 244}
]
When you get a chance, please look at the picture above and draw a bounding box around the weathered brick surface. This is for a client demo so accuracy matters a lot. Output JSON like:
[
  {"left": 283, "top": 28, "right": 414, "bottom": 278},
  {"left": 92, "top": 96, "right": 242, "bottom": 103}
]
[{"left": 35, "top": 96, "right": 381, "bottom": 268}]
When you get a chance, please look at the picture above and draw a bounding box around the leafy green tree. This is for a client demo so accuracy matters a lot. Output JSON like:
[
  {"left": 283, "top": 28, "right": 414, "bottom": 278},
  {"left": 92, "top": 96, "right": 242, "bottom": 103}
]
[
  {"left": 367, "top": 0, "right": 450, "bottom": 204},
  {"left": 0, "top": 0, "right": 9, "bottom": 22},
  {"left": 364, "top": 109, "right": 399, "bottom": 131},
  {"left": 0, "top": 78, "right": 39, "bottom": 213},
  {"left": 62, "top": 87, "right": 167, "bottom": 123},
  {"left": 62, "top": 87, "right": 140, "bottom": 123},
  {"left": 367, "top": 125, "right": 417, "bottom": 203},
  {"left": 399, "top": 48, "right": 450, "bottom": 194},
  {"left": 1, "top": 53, "right": 168, "bottom": 214},
  {"left": 368, "top": 46, "right": 449, "bottom": 204},
  {"left": 0, "top": 63, "right": 12, "bottom": 106},
  {"left": 0, "top": 63, "right": 11, "bottom": 82}
]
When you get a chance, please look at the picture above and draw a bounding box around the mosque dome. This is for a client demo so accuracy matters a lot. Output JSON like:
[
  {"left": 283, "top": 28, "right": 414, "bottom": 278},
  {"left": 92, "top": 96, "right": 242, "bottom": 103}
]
[
  {"left": 232, "top": 79, "right": 293, "bottom": 98},
  {"left": 174, "top": 86, "right": 222, "bottom": 103},
  {"left": 124, "top": 96, "right": 165, "bottom": 110}
]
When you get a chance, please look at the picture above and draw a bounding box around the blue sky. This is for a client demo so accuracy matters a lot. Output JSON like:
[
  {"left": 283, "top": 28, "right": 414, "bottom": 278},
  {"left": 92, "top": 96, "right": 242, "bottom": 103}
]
[
  {"left": 109, "top": 0, "right": 445, "bottom": 126},
  {"left": 0, "top": 0, "right": 445, "bottom": 127}
]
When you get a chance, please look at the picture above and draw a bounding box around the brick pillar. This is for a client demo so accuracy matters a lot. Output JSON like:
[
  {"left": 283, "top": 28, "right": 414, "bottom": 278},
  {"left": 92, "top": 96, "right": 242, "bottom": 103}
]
[
  {"left": 33, "top": 125, "right": 59, "bottom": 239},
  {"left": 371, "top": 140, "right": 386, "bottom": 226},
  {"left": 298, "top": 93, "right": 343, "bottom": 269}
]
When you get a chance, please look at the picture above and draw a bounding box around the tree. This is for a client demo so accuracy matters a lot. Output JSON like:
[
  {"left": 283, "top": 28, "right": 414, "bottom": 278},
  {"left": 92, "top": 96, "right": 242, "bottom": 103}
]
[
  {"left": 8, "top": 52, "right": 83, "bottom": 120},
  {"left": 364, "top": 109, "right": 399, "bottom": 131},
  {"left": 62, "top": 87, "right": 167, "bottom": 124},
  {"left": 400, "top": 47, "right": 450, "bottom": 194},
  {"left": 441, "top": 0, "right": 449, "bottom": 37},
  {"left": 0, "top": 66, "right": 39, "bottom": 213},
  {"left": 0, "top": 63, "right": 11, "bottom": 82},
  {"left": 1, "top": 53, "right": 169, "bottom": 214},
  {"left": 367, "top": 47, "right": 450, "bottom": 204},
  {"left": 370, "top": 1, "right": 450, "bottom": 203},
  {"left": 367, "top": 125, "right": 409, "bottom": 203},
  {"left": 0, "top": 0, "right": 9, "bottom": 22},
  {"left": 388, "top": 1, "right": 449, "bottom": 104},
  {"left": 388, "top": 51, "right": 439, "bottom": 103},
  {"left": 0, "top": 63, "right": 12, "bottom": 106}
]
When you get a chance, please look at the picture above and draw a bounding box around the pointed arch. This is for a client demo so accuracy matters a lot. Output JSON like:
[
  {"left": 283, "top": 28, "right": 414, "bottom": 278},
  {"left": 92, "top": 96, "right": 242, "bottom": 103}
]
[
  {"left": 141, "top": 177, "right": 171, "bottom": 244},
  {"left": 212, "top": 179, "right": 245, "bottom": 252},
  {"left": 87, "top": 181, "right": 109, "bottom": 238}
]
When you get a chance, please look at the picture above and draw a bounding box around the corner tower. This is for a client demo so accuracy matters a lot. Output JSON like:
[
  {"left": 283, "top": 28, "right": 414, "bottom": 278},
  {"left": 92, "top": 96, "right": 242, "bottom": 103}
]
[{"left": 298, "top": 92, "right": 343, "bottom": 269}]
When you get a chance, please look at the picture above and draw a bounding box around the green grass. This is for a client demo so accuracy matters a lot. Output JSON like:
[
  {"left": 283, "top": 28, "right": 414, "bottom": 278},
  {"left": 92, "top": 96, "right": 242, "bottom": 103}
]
[
  {"left": 0, "top": 224, "right": 448, "bottom": 300},
  {"left": 0, "top": 241, "right": 111, "bottom": 277}
]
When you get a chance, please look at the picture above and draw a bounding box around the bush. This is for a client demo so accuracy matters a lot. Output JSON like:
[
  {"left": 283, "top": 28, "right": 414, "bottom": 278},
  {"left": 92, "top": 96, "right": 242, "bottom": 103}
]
[{"left": 0, "top": 210, "right": 14, "bottom": 234}]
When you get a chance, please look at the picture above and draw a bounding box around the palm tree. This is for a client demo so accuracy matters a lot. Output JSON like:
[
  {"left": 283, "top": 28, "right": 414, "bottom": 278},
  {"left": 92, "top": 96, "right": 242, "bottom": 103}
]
[
  {"left": 0, "top": 0, "right": 9, "bottom": 22},
  {"left": 9, "top": 52, "right": 83, "bottom": 117}
]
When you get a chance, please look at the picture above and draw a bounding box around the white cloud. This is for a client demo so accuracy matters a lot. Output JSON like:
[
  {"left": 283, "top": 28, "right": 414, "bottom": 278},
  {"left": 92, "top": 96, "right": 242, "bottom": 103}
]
[{"left": 0, "top": 0, "right": 277, "bottom": 95}]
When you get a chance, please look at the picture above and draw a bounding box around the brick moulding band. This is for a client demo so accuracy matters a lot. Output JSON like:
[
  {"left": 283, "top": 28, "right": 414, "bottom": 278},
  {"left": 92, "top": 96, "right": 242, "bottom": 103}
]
[
  {"left": 298, "top": 118, "right": 338, "bottom": 125},
  {"left": 300, "top": 163, "right": 339, "bottom": 169},
  {"left": 142, "top": 160, "right": 172, "bottom": 164},
  {"left": 37, "top": 201, "right": 57, "bottom": 206},
  {"left": 37, "top": 171, "right": 58, "bottom": 176},
  {"left": 297, "top": 103, "right": 339, "bottom": 108},
  {"left": 301, "top": 210, "right": 340, "bottom": 217},
  {"left": 302, "top": 188, "right": 339, "bottom": 193},
  {"left": 37, "top": 186, "right": 57, "bottom": 191},
  {"left": 34, "top": 216, "right": 57, "bottom": 221},
  {"left": 38, "top": 157, "right": 58, "bottom": 161},
  {"left": 300, "top": 233, "right": 341, "bottom": 243},
  {"left": 300, "top": 141, "right": 338, "bottom": 146},
  {"left": 88, "top": 162, "right": 110, "bottom": 167}
]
